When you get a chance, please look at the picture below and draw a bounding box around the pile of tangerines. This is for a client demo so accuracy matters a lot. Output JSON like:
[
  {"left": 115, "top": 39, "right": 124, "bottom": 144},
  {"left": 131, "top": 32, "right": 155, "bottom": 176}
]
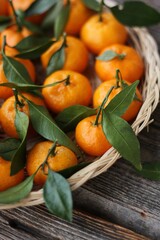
[{"left": 0, "top": 0, "right": 144, "bottom": 196}]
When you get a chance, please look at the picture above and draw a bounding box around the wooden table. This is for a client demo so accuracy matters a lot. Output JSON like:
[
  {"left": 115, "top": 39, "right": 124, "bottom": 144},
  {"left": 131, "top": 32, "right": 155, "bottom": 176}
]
[{"left": 0, "top": 1, "right": 160, "bottom": 239}]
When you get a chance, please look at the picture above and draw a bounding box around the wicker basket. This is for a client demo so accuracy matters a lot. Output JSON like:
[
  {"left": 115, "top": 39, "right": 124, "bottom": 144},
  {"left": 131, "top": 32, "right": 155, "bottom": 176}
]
[{"left": 0, "top": 26, "right": 160, "bottom": 210}]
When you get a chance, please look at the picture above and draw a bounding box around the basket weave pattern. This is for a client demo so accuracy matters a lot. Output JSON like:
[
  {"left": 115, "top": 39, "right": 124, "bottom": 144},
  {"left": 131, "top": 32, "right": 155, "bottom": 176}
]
[{"left": 0, "top": 27, "right": 160, "bottom": 210}]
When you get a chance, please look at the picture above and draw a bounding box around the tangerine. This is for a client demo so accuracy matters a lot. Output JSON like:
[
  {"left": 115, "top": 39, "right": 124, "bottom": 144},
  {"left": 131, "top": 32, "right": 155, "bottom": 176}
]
[
  {"left": 93, "top": 79, "right": 143, "bottom": 122},
  {"left": 0, "top": 0, "right": 9, "bottom": 16},
  {"left": 26, "top": 141, "right": 78, "bottom": 185},
  {"left": 42, "top": 70, "right": 92, "bottom": 113},
  {"left": 75, "top": 115, "right": 112, "bottom": 156},
  {"left": 0, "top": 157, "right": 24, "bottom": 192},
  {"left": 0, "top": 93, "right": 45, "bottom": 138},
  {"left": 41, "top": 36, "right": 89, "bottom": 73},
  {"left": 80, "top": 13, "right": 127, "bottom": 54},
  {"left": 64, "top": 0, "right": 94, "bottom": 35},
  {"left": 95, "top": 44, "right": 144, "bottom": 83}
]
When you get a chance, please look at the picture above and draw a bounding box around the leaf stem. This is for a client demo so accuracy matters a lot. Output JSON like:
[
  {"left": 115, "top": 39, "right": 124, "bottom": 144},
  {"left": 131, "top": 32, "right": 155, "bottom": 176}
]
[
  {"left": 41, "top": 141, "right": 57, "bottom": 173},
  {"left": 94, "top": 86, "right": 115, "bottom": 126},
  {"left": 13, "top": 89, "right": 25, "bottom": 108},
  {"left": 99, "top": 0, "right": 104, "bottom": 22},
  {"left": 115, "top": 69, "right": 123, "bottom": 88},
  {"left": 8, "top": 0, "right": 22, "bottom": 31},
  {"left": 2, "top": 35, "right": 7, "bottom": 55}
]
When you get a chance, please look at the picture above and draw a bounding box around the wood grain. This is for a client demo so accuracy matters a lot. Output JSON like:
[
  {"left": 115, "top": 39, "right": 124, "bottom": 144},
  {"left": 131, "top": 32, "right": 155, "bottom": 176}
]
[{"left": 0, "top": 206, "right": 149, "bottom": 240}]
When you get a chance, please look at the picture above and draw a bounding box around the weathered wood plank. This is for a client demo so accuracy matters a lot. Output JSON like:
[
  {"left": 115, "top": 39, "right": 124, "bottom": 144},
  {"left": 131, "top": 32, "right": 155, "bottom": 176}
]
[{"left": 0, "top": 206, "right": 149, "bottom": 240}]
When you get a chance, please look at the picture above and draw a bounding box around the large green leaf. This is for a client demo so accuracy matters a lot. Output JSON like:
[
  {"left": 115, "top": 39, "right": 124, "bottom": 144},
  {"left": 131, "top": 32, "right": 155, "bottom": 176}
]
[
  {"left": 0, "top": 138, "right": 21, "bottom": 161},
  {"left": 14, "top": 35, "right": 54, "bottom": 59},
  {"left": 138, "top": 162, "right": 160, "bottom": 180},
  {"left": 11, "top": 109, "right": 29, "bottom": 176},
  {"left": 0, "top": 174, "right": 34, "bottom": 204},
  {"left": 102, "top": 111, "right": 141, "bottom": 170},
  {"left": 43, "top": 169, "right": 73, "bottom": 221},
  {"left": 110, "top": 1, "right": 160, "bottom": 26},
  {"left": 104, "top": 81, "right": 139, "bottom": 117},
  {"left": 55, "top": 105, "right": 97, "bottom": 132},
  {"left": 54, "top": 1, "right": 70, "bottom": 39},
  {"left": 25, "top": 99, "right": 80, "bottom": 156},
  {"left": 25, "top": 0, "right": 58, "bottom": 16}
]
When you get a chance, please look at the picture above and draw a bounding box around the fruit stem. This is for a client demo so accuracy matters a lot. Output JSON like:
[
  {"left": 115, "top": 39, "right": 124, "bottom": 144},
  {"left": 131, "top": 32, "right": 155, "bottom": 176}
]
[
  {"left": 41, "top": 141, "right": 57, "bottom": 173},
  {"left": 99, "top": 0, "right": 104, "bottom": 22},
  {"left": 8, "top": 0, "right": 22, "bottom": 31},
  {"left": 2, "top": 36, "right": 7, "bottom": 55},
  {"left": 94, "top": 86, "right": 115, "bottom": 126},
  {"left": 13, "top": 89, "right": 25, "bottom": 108},
  {"left": 115, "top": 69, "right": 123, "bottom": 88},
  {"left": 64, "top": 75, "right": 70, "bottom": 86}
]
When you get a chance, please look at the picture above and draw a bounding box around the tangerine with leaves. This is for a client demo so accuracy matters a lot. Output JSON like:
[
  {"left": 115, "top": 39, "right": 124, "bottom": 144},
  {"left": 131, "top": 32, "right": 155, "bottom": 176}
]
[
  {"left": 26, "top": 141, "right": 78, "bottom": 185},
  {"left": 95, "top": 44, "right": 144, "bottom": 83},
  {"left": 80, "top": 13, "right": 127, "bottom": 54},
  {"left": 41, "top": 35, "right": 89, "bottom": 74},
  {"left": 0, "top": 93, "right": 45, "bottom": 138},
  {"left": 93, "top": 78, "right": 143, "bottom": 122},
  {"left": 42, "top": 70, "right": 92, "bottom": 113},
  {"left": 0, "top": 46, "right": 36, "bottom": 99},
  {"left": 75, "top": 115, "right": 112, "bottom": 156},
  {"left": 0, "top": 157, "right": 24, "bottom": 192},
  {"left": 64, "top": 0, "right": 94, "bottom": 35}
]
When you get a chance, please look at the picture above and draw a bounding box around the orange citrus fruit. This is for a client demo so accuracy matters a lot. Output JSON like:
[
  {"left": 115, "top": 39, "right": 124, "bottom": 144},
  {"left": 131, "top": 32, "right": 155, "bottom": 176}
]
[
  {"left": 0, "top": 25, "right": 32, "bottom": 48},
  {"left": 80, "top": 13, "right": 127, "bottom": 54},
  {"left": 0, "top": 93, "right": 45, "bottom": 138},
  {"left": 0, "top": 0, "right": 9, "bottom": 15},
  {"left": 42, "top": 70, "right": 92, "bottom": 113},
  {"left": 0, "top": 46, "right": 36, "bottom": 99},
  {"left": 41, "top": 36, "right": 89, "bottom": 73},
  {"left": 26, "top": 141, "right": 78, "bottom": 185},
  {"left": 64, "top": 0, "right": 94, "bottom": 35},
  {"left": 75, "top": 115, "right": 112, "bottom": 156},
  {"left": 93, "top": 79, "right": 143, "bottom": 122},
  {"left": 0, "top": 157, "right": 24, "bottom": 192},
  {"left": 95, "top": 44, "right": 144, "bottom": 83}
]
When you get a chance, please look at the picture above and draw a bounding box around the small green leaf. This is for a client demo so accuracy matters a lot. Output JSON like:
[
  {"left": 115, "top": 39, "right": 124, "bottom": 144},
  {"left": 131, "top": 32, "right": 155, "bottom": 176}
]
[
  {"left": 0, "top": 16, "right": 12, "bottom": 31},
  {"left": 0, "top": 138, "right": 21, "bottom": 160},
  {"left": 46, "top": 42, "right": 65, "bottom": 76},
  {"left": 82, "top": 0, "right": 100, "bottom": 11},
  {"left": 22, "top": 19, "right": 42, "bottom": 34},
  {"left": 110, "top": 1, "right": 160, "bottom": 26},
  {"left": 43, "top": 169, "right": 72, "bottom": 221},
  {"left": 11, "top": 109, "right": 29, "bottom": 176},
  {"left": 58, "top": 162, "right": 91, "bottom": 178},
  {"left": 55, "top": 105, "right": 97, "bottom": 132},
  {"left": 96, "top": 50, "right": 126, "bottom": 61},
  {"left": 25, "top": 99, "right": 81, "bottom": 156},
  {"left": 104, "top": 81, "right": 139, "bottom": 117},
  {"left": 138, "top": 162, "right": 160, "bottom": 180},
  {"left": 25, "top": 0, "right": 58, "bottom": 16},
  {"left": 14, "top": 35, "right": 54, "bottom": 59},
  {"left": 54, "top": 1, "right": 70, "bottom": 39},
  {"left": 0, "top": 174, "right": 34, "bottom": 204},
  {"left": 102, "top": 111, "right": 141, "bottom": 170},
  {"left": 2, "top": 55, "right": 41, "bottom": 96},
  {"left": 42, "top": 1, "right": 63, "bottom": 29}
]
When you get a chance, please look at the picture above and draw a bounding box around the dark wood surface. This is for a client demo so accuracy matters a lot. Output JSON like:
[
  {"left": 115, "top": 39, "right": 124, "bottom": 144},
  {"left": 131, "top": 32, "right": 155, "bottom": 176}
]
[{"left": 0, "top": 1, "right": 160, "bottom": 239}]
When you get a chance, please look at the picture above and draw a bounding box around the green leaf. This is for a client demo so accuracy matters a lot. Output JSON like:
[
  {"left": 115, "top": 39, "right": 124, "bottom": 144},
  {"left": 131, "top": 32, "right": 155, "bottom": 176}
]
[
  {"left": 25, "top": 99, "right": 81, "bottom": 156},
  {"left": 58, "top": 162, "right": 91, "bottom": 178},
  {"left": 46, "top": 42, "right": 65, "bottom": 76},
  {"left": 81, "top": 0, "right": 100, "bottom": 11},
  {"left": 0, "top": 138, "right": 21, "bottom": 161},
  {"left": 43, "top": 169, "right": 72, "bottom": 221},
  {"left": 96, "top": 50, "right": 126, "bottom": 61},
  {"left": 0, "top": 22, "right": 12, "bottom": 32},
  {"left": 0, "top": 174, "right": 34, "bottom": 204},
  {"left": 11, "top": 110, "right": 29, "bottom": 176},
  {"left": 102, "top": 111, "right": 141, "bottom": 170},
  {"left": 138, "top": 162, "right": 160, "bottom": 180},
  {"left": 14, "top": 35, "right": 54, "bottom": 59},
  {"left": 2, "top": 55, "right": 41, "bottom": 96},
  {"left": 110, "top": 1, "right": 160, "bottom": 27},
  {"left": 0, "top": 16, "right": 12, "bottom": 31},
  {"left": 42, "top": 1, "right": 63, "bottom": 29},
  {"left": 104, "top": 81, "right": 139, "bottom": 117},
  {"left": 22, "top": 19, "right": 42, "bottom": 34},
  {"left": 54, "top": 1, "right": 70, "bottom": 39},
  {"left": 55, "top": 105, "right": 97, "bottom": 132},
  {"left": 25, "top": 0, "right": 58, "bottom": 16}
]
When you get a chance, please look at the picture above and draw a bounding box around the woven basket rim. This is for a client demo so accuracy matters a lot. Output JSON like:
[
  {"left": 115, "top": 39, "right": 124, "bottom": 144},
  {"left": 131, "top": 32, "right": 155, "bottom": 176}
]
[{"left": 0, "top": 27, "right": 160, "bottom": 210}]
